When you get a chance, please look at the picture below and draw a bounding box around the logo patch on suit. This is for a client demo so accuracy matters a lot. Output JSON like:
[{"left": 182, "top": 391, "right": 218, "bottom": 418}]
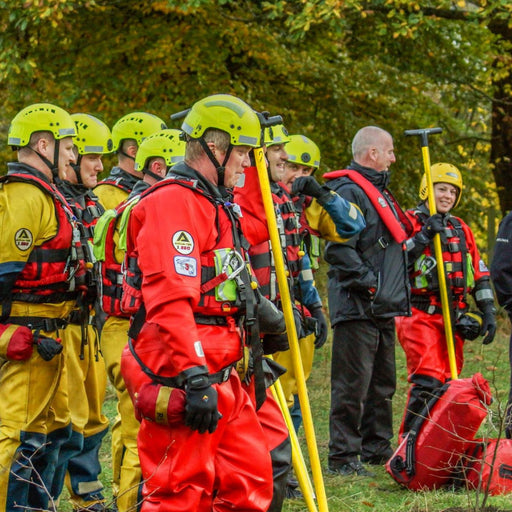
[
  {"left": 14, "top": 228, "right": 33, "bottom": 251},
  {"left": 172, "top": 231, "right": 194, "bottom": 255},
  {"left": 174, "top": 256, "right": 197, "bottom": 276}
]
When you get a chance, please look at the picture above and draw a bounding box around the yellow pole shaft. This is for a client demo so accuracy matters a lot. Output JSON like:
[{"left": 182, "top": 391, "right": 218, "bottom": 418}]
[
  {"left": 253, "top": 147, "right": 329, "bottom": 512},
  {"left": 270, "top": 375, "right": 317, "bottom": 512},
  {"left": 421, "top": 145, "right": 458, "bottom": 380}
]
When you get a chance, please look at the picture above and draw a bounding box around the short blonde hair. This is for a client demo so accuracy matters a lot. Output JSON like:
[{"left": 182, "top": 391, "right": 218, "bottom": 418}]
[{"left": 185, "top": 128, "right": 230, "bottom": 161}]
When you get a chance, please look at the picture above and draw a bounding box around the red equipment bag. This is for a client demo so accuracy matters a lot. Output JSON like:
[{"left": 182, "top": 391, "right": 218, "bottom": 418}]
[
  {"left": 386, "top": 373, "right": 492, "bottom": 491},
  {"left": 464, "top": 438, "right": 512, "bottom": 495}
]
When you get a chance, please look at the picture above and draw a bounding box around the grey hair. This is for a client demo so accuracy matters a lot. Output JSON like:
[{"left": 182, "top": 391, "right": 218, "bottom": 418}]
[{"left": 351, "top": 126, "right": 391, "bottom": 159}]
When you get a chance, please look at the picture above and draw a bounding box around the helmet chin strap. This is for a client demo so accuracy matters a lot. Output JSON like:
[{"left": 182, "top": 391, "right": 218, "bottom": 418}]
[
  {"left": 143, "top": 167, "right": 164, "bottom": 182},
  {"left": 71, "top": 155, "right": 83, "bottom": 185},
  {"left": 28, "top": 140, "right": 60, "bottom": 179},
  {"left": 198, "top": 138, "right": 233, "bottom": 194}
]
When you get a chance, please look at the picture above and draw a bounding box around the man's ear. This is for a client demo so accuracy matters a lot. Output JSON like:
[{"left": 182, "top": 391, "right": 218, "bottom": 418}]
[
  {"left": 125, "top": 143, "right": 138, "bottom": 159},
  {"left": 36, "top": 136, "right": 53, "bottom": 157}
]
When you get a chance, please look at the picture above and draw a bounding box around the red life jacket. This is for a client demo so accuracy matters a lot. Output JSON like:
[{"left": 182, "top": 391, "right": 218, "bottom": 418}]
[
  {"left": 323, "top": 169, "right": 411, "bottom": 243},
  {"left": 1, "top": 171, "right": 87, "bottom": 303},
  {"left": 95, "top": 196, "right": 139, "bottom": 318},
  {"left": 96, "top": 172, "right": 137, "bottom": 194},
  {"left": 249, "top": 184, "right": 301, "bottom": 301},
  {"left": 407, "top": 209, "right": 482, "bottom": 309},
  {"left": 122, "top": 177, "right": 254, "bottom": 318}
]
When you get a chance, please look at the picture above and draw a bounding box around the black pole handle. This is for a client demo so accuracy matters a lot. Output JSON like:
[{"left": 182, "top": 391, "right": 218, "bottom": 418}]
[{"left": 404, "top": 127, "right": 442, "bottom": 147}]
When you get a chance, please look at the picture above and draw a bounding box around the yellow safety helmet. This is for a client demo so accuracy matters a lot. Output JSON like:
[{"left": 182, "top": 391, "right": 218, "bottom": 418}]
[
  {"left": 112, "top": 112, "right": 167, "bottom": 152},
  {"left": 263, "top": 123, "right": 291, "bottom": 147},
  {"left": 8, "top": 103, "right": 76, "bottom": 148},
  {"left": 134, "top": 129, "right": 186, "bottom": 172},
  {"left": 72, "top": 113, "right": 113, "bottom": 155},
  {"left": 181, "top": 94, "right": 261, "bottom": 148},
  {"left": 285, "top": 134, "right": 321, "bottom": 170},
  {"left": 419, "top": 162, "right": 463, "bottom": 208}
]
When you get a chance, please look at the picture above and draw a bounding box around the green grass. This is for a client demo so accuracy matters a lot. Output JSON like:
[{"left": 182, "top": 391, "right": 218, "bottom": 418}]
[
  {"left": 282, "top": 309, "right": 512, "bottom": 512},
  {"left": 59, "top": 312, "right": 512, "bottom": 512}
]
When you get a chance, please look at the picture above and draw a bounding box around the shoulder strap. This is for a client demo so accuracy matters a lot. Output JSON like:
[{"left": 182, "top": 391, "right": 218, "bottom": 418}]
[{"left": 323, "top": 169, "right": 411, "bottom": 243}]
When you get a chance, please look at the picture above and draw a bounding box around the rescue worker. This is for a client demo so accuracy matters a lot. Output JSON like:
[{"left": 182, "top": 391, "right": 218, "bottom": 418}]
[
  {"left": 92, "top": 128, "right": 185, "bottom": 509},
  {"left": 119, "top": 93, "right": 274, "bottom": 511},
  {"left": 234, "top": 124, "right": 365, "bottom": 504},
  {"left": 0, "top": 103, "right": 85, "bottom": 512},
  {"left": 52, "top": 113, "right": 113, "bottom": 511},
  {"left": 278, "top": 133, "right": 325, "bottom": 441},
  {"left": 490, "top": 210, "right": 512, "bottom": 439},
  {"left": 93, "top": 111, "right": 166, "bottom": 511},
  {"left": 396, "top": 163, "right": 496, "bottom": 435}
]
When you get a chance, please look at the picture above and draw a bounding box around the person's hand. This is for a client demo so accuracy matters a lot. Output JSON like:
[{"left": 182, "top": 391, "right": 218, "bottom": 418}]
[
  {"left": 35, "top": 333, "right": 63, "bottom": 361},
  {"left": 134, "top": 382, "right": 186, "bottom": 424},
  {"left": 0, "top": 324, "right": 34, "bottom": 360},
  {"left": 185, "top": 374, "right": 219, "bottom": 434},
  {"left": 480, "top": 306, "right": 497, "bottom": 345},
  {"left": 310, "top": 305, "right": 328, "bottom": 349},
  {"left": 291, "top": 177, "right": 332, "bottom": 205},
  {"left": 422, "top": 213, "right": 444, "bottom": 240}
]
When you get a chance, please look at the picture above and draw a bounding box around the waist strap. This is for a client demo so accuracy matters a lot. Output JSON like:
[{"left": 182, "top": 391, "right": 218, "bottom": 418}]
[
  {"left": 127, "top": 337, "right": 233, "bottom": 388},
  {"left": 8, "top": 316, "right": 69, "bottom": 331}
]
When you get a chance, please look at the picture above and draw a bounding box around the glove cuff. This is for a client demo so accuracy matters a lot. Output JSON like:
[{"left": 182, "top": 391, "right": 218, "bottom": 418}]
[{"left": 317, "top": 189, "right": 334, "bottom": 207}]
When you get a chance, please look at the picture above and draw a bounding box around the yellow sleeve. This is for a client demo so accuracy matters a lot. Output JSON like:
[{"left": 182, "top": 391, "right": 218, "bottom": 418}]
[
  {"left": 93, "top": 183, "right": 129, "bottom": 211},
  {"left": 305, "top": 198, "right": 348, "bottom": 243},
  {"left": 0, "top": 181, "right": 58, "bottom": 265}
]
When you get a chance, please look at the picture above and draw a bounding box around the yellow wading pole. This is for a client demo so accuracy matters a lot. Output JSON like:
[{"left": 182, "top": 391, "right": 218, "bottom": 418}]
[
  {"left": 269, "top": 369, "right": 317, "bottom": 512},
  {"left": 253, "top": 146, "right": 329, "bottom": 512},
  {"left": 405, "top": 128, "right": 458, "bottom": 380}
]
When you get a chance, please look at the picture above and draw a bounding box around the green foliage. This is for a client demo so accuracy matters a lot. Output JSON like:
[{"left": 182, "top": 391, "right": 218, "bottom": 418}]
[{"left": 2, "top": 0, "right": 512, "bottom": 245}]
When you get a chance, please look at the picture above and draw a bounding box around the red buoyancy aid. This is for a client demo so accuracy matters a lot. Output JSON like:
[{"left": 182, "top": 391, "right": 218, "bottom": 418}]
[
  {"left": 97, "top": 197, "right": 138, "bottom": 318},
  {"left": 122, "top": 177, "right": 253, "bottom": 318},
  {"left": 234, "top": 167, "right": 301, "bottom": 301},
  {"left": 96, "top": 172, "right": 137, "bottom": 195},
  {"left": 1, "top": 171, "right": 87, "bottom": 303},
  {"left": 323, "top": 169, "right": 411, "bottom": 243},
  {"left": 407, "top": 209, "right": 488, "bottom": 305}
]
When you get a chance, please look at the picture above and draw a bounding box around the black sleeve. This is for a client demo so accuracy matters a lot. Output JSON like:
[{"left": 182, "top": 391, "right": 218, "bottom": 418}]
[{"left": 490, "top": 212, "right": 512, "bottom": 311}]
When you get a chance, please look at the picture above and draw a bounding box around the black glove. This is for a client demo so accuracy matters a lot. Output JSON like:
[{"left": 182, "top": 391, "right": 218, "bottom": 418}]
[
  {"left": 262, "top": 333, "right": 289, "bottom": 354},
  {"left": 35, "top": 331, "right": 63, "bottom": 361},
  {"left": 291, "top": 176, "right": 332, "bottom": 205},
  {"left": 310, "top": 305, "right": 328, "bottom": 349},
  {"left": 184, "top": 374, "right": 219, "bottom": 434},
  {"left": 422, "top": 213, "right": 444, "bottom": 240},
  {"left": 480, "top": 305, "right": 497, "bottom": 345}
]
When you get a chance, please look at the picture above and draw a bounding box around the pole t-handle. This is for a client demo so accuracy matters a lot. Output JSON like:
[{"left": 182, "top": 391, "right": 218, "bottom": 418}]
[{"left": 404, "top": 127, "right": 443, "bottom": 147}]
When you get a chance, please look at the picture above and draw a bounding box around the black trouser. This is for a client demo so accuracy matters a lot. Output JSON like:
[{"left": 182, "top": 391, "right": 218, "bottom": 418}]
[
  {"left": 506, "top": 312, "right": 512, "bottom": 439},
  {"left": 328, "top": 318, "right": 396, "bottom": 466}
]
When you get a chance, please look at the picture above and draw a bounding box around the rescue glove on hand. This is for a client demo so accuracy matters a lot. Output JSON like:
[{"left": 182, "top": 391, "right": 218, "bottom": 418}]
[
  {"left": 292, "top": 176, "right": 333, "bottom": 206},
  {"left": 134, "top": 382, "right": 186, "bottom": 424},
  {"left": 0, "top": 324, "right": 34, "bottom": 360},
  {"left": 422, "top": 213, "right": 444, "bottom": 240},
  {"left": 35, "top": 331, "right": 63, "bottom": 361},
  {"left": 310, "top": 304, "right": 328, "bottom": 349},
  {"left": 262, "top": 304, "right": 304, "bottom": 354},
  {"left": 185, "top": 374, "right": 219, "bottom": 434},
  {"left": 480, "top": 305, "right": 497, "bottom": 345}
]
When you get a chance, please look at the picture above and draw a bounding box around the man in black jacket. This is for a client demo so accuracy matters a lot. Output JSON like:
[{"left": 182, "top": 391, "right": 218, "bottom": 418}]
[
  {"left": 490, "top": 212, "right": 512, "bottom": 439},
  {"left": 322, "top": 126, "right": 412, "bottom": 476}
]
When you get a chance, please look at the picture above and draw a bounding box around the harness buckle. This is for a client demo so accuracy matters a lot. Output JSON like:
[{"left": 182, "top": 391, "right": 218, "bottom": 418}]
[{"left": 377, "top": 237, "right": 389, "bottom": 249}]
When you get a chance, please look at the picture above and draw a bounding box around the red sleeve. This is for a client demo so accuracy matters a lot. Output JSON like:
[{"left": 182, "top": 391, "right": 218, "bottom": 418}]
[{"left": 233, "top": 166, "right": 270, "bottom": 245}]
